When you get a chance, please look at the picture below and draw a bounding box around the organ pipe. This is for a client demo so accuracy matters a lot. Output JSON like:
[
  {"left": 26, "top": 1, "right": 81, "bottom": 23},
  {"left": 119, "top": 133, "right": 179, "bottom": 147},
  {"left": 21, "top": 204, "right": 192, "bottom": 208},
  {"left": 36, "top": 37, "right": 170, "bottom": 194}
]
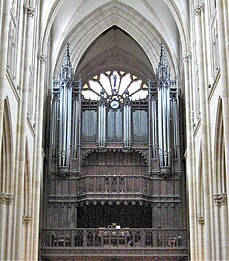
[
  {"left": 151, "top": 98, "right": 158, "bottom": 158},
  {"left": 72, "top": 79, "right": 81, "bottom": 158},
  {"left": 171, "top": 83, "right": 179, "bottom": 158},
  {"left": 98, "top": 90, "right": 106, "bottom": 147},
  {"left": 158, "top": 83, "right": 170, "bottom": 167},
  {"left": 50, "top": 81, "right": 60, "bottom": 158},
  {"left": 124, "top": 90, "right": 131, "bottom": 147}
]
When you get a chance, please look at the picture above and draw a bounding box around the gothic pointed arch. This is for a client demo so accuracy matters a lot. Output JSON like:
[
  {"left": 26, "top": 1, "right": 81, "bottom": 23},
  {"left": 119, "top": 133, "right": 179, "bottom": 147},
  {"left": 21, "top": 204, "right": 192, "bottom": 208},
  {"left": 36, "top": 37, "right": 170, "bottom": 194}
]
[
  {"left": 41, "top": 0, "right": 189, "bottom": 71},
  {"left": 214, "top": 98, "right": 226, "bottom": 194},
  {"left": 0, "top": 98, "right": 13, "bottom": 194},
  {"left": 50, "top": 1, "right": 178, "bottom": 78}
]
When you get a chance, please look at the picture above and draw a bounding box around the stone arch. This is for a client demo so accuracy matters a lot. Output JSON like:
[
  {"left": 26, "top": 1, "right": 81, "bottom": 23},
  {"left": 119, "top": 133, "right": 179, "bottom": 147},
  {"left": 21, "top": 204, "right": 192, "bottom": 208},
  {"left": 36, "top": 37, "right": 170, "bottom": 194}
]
[
  {"left": 214, "top": 98, "right": 226, "bottom": 194},
  {"left": 0, "top": 98, "right": 13, "bottom": 194},
  {"left": 55, "top": 3, "right": 168, "bottom": 75},
  {"left": 41, "top": 1, "right": 187, "bottom": 78}
]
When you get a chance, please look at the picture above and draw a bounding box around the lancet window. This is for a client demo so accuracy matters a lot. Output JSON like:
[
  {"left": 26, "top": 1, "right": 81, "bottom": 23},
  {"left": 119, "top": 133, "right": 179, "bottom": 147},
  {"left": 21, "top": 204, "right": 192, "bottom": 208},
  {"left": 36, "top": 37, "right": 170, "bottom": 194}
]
[{"left": 7, "top": 1, "right": 19, "bottom": 81}]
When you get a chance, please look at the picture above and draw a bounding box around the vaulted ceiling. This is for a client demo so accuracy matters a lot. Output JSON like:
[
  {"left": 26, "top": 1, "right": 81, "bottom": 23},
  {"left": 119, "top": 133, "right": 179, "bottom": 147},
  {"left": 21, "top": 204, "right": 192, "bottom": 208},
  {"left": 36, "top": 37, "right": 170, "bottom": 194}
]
[{"left": 39, "top": 0, "right": 189, "bottom": 82}]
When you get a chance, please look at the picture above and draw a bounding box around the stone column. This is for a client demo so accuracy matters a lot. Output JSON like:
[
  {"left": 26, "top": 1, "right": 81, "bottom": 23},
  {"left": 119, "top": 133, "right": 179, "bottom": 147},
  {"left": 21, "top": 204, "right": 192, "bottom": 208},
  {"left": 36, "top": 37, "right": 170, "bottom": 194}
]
[
  {"left": 13, "top": 4, "right": 35, "bottom": 260},
  {"left": 30, "top": 53, "right": 47, "bottom": 261},
  {"left": 216, "top": 0, "right": 229, "bottom": 218},
  {"left": 0, "top": 194, "right": 14, "bottom": 260},
  {"left": 0, "top": 194, "right": 7, "bottom": 260},
  {"left": 22, "top": 215, "right": 32, "bottom": 261},
  {"left": 0, "top": 0, "right": 11, "bottom": 162},
  {"left": 214, "top": 193, "right": 228, "bottom": 260},
  {"left": 5, "top": 195, "right": 14, "bottom": 260},
  {"left": 213, "top": 200, "right": 221, "bottom": 260},
  {"left": 194, "top": 4, "right": 212, "bottom": 260},
  {"left": 183, "top": 53, "right": 197, "bottom": 260},
  {"left": 219, "top": 194, "right": 228, "bottom": 261},
  {"left": 197, "top": 216, "right": 205, "bottom": 260},
  {"left": 214, "top": 1, "right": 229, "bottom": 259}
]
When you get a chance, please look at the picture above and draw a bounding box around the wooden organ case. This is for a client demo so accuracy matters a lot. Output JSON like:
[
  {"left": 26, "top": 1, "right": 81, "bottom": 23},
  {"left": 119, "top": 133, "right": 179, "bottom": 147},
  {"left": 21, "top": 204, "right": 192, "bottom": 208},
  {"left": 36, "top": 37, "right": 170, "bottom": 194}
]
[{"left": 41, "top": 45, "right": 188, "bottom": 260}]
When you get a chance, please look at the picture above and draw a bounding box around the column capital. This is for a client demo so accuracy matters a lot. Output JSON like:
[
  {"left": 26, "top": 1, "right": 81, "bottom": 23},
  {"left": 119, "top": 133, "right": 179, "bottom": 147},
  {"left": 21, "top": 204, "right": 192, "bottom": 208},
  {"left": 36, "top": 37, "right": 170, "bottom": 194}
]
[
  {"left": 38, "top": 54, "right": 47, "bottom": 64},
  {"left": 197, "top": 216, "right": 205, "bottom": 225},
  {"left": 0, "top": 193, "right": 14, "bottom": 204},
  {"left": 23, "top": 4, "right": 35, "bottom": 17},
  {"left": 214, "top": 193, "right": 227, "bottom": 206},
  {"left": 23, "top": 215, "right": 32, "bottom": 224},
  {"left": 0, "top": 194, "right": 7, "bottom": 204},
  {"left": 194, "top": 4, "right": 205, "bottom": 16},
  {"left": 182, "top": 53, "right": 191, "bottom": 63},
  {"left": 6, "top": 194, "right": 14, "bottom": 204}
]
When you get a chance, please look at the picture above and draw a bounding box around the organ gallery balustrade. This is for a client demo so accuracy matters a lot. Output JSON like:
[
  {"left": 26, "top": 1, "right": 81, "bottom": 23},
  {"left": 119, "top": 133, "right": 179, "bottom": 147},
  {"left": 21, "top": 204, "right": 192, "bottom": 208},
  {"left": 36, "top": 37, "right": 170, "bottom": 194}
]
[{"left": 42, "top": 228, "right": 187, "bottom": 248}]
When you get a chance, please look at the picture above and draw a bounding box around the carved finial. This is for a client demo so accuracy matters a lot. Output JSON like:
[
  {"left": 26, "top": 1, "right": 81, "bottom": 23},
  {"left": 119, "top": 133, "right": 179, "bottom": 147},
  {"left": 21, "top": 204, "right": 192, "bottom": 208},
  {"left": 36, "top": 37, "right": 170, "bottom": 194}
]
[
  {"left": 60, "top": 44, "right": 73, "bottom": 84},
  {"left": 156, "top": 44, "right": 170, "bottom": 84},
  {"left": 63, "top": 43, "right": 71, "bottom": 68}
]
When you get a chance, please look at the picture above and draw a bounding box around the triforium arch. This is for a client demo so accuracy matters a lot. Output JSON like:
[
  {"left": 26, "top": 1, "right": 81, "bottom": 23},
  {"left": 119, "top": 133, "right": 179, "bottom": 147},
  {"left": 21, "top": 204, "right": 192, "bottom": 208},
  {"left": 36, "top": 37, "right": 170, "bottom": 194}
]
[{"left": 40, "top": 14, "right": 188, "bottom": 258}]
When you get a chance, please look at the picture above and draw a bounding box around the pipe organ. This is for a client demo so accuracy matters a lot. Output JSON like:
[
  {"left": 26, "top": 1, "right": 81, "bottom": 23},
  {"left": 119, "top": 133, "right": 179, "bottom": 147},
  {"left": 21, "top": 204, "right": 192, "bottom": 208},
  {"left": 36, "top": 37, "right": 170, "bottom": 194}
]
[
  {"left": 42, "top": 44, "right": 187, "bottom": 259},
  {"left": 49, "top": 45, "right": 180, "bottom": 179}
]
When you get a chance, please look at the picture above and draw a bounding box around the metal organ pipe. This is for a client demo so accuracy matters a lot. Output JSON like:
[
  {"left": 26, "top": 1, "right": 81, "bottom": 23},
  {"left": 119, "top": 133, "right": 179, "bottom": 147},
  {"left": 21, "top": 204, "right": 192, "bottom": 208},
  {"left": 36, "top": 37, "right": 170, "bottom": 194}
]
[
  {"left": 98, "top": 105, "right": 101, "bottom": 145},
  {"left": 128, "top": 106, "right": 131, "bottom": 146},
  {"left": 50, "top": 83, "right": 59, "bottom": 158},
  {"left": 72, "top": 99, "right": 78, "bottom": 158},
  {"left": 156, "top": 45, "right": 175, "bottom": 174},
  {"left": 59, "top": 79, "right": 72, "bottom": 167},
  {"left": 172, "top": 94, "right": 179, "bottom": 158},
  {"left": 104, "top": 105, "right": 106, "bottom": 146},
  {"left": 72, "top": 79, "right": 81, "bottom": 158},
  {"left": 124, "top": 91, "right": 131, "bottom": 147},
  {"left": 98, "top": 92, "right": 106, "bottom": 147},
  {"left": 158, "top": 83, "right": 170, "bottom": 167},
  {"left": 50, "top": 80, "right": 61, "bottom": 159},
  {"left": 151, "top": 98, "right": 157, "bottom": 159}
]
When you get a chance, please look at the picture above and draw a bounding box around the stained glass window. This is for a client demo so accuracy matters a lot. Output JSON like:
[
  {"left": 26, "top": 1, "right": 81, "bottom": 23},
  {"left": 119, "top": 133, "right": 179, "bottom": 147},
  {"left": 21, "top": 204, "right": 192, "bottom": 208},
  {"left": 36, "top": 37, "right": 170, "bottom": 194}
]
[{"left": 82, "top": 71, "right": 148, "bottom": 102}]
